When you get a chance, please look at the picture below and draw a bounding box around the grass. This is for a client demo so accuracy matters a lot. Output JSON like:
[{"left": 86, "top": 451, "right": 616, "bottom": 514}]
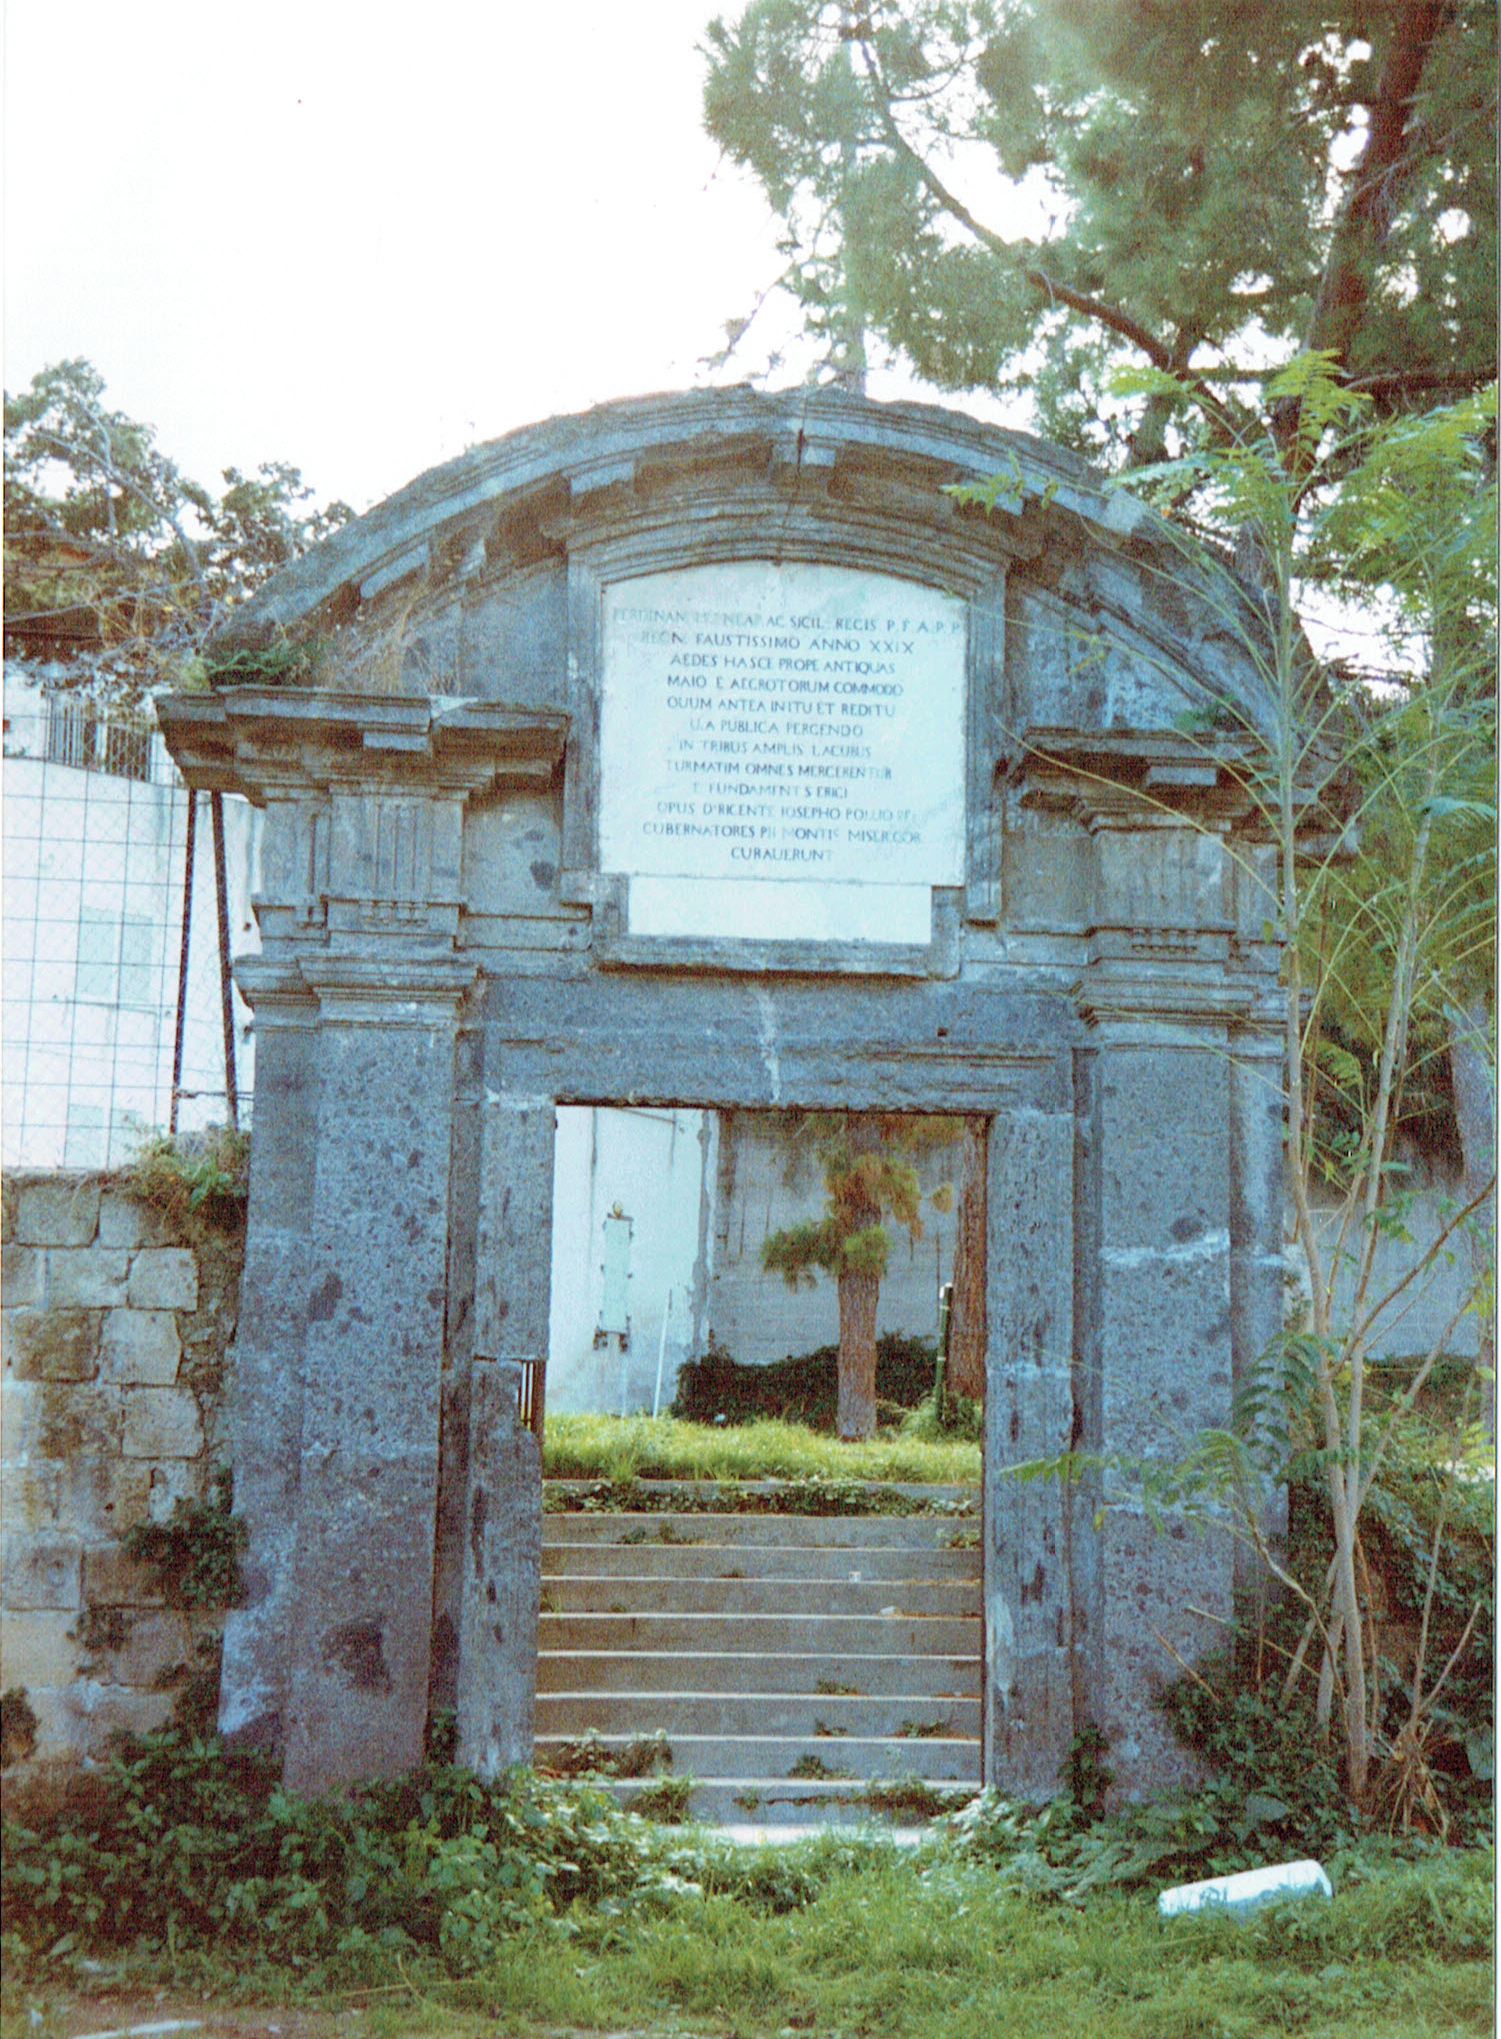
[
  {"left": 4, "top": 1841, "right": 1492, "bottom": 2039},
  {"left": 543, "top": 1411, "right": 981, "bottom": 1487}
]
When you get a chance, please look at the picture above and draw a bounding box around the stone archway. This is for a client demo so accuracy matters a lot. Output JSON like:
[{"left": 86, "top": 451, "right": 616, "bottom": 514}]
[{"left": 160, "top": 387, "right": 1293, "bottom": 1800}]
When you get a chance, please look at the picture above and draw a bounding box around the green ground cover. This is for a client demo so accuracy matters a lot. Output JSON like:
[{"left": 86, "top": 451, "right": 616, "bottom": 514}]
[
  {"left": 542, "top": 1412, "right": 980, "bottom": 1488},
  {"left": 3, "top": 1736, "right": 1492, "bottom": 2039}
]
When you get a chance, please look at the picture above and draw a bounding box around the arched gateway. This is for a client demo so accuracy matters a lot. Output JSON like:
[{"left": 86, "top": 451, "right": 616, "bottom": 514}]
[{"left": 159, "top": 388, "right": 1295, "bottom": 1802}]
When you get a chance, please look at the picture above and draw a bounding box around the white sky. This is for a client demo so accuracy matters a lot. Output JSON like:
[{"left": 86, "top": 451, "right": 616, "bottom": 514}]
[{"left": 3, "top": 0, "right": 836, "bottom": 514}]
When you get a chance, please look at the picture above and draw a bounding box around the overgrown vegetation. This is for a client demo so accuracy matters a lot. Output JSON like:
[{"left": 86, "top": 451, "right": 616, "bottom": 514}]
[
  {"left": 543, "top": 1412, "right": 979, "bottom": 1490},
  {"left": 2, "top": 1732, "right": 1491, "bottom": 2037},
  {"left": 121, "top": 1466, "right": 247, "bottom": 1611},
  {"left": 125, "top": 1126, "right": 250, "bottom": 1231},
  {"left": 0, "top": 1689, "right": 39, "bottom": 1769},
  {"left": 673, "top": 1329, "right": 939, "bottom": 1428},
  {"left": 992, "top": 362, "right": 1495, "bottom": 1826}
]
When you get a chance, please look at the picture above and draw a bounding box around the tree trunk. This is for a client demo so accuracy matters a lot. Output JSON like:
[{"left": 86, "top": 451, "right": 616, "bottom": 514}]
[
  {"left": 837, "top": 1264, "right": 880, "bottom": 1440},
  {"left": 946, "top": 1115, "right": 988, "bottom": 1400}
]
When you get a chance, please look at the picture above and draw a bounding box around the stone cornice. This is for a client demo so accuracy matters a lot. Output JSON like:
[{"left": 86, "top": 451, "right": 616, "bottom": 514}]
[
  {"left": 233, "top": 952, "right": 481, "bottom": 1025},
  {"left": 156, "top": 689, "right": 569, "bottom": 802}
]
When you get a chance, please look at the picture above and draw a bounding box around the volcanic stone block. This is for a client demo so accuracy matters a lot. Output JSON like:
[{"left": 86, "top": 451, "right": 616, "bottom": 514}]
[
  {"left": 214, "top": 997, "right": 318, "bottom": 1755},
  {"left": 473, "top": 1096, "right": 556, "bottom": 1361},
  {"left": 455, "top": 1359, "right": 542, "bottom": 1778},
  {"left": 281, "top": 984, "right": 469, "bottom": 1792},
  {"left": 985, "top": 1107, "right": 1077, "bottom": 1797},
  {"left": 1095, "top": 1502, "right": 1234, "bottom": 1793}
]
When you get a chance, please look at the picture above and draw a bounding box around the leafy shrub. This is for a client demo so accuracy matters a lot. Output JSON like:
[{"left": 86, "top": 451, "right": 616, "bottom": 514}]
[
  {"left": 0, "top": 1732, "right": 675, "bottom": 1973},
  {"left": 122, "top": 1466, "right": 247, "bottom": 1608},
  {"left": 900, "top": 1388, "right": 984, "bottom": 1442},
  {"left": 671, "top": 1333, "right": 937, "bottom": 1428},
  {"left": 1, "top": 1687, "right": 39, "bottom": 1767},
  {"left": 126, "top": 1126, "right": 249, "bottom": 1229}
]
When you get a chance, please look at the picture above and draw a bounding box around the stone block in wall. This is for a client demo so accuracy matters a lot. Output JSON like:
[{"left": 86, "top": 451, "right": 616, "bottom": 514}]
[
  {"left": 2, "top": 1244, "right": 46, "bottom": 1309},
  {"left": 121, "top": 1389, "right": 204, "bottom": 1461},
  {"left": 100, "top": 1310, "right": 182, "bottom": 1386},
  {"left": 1, "top": 1460, "right": 61, "bottom": 1536},
  {"left": 1, "top": 1177, "right": 16, "bottom": 1244},
  {"left": 98, "top": 1191, "right": 170, "bottom": 1250},
  {"left": 2, "top": 1533, "right": 83, "bottom": 1609},
  {"left": 60, "top": 1457, "right": 150, "bottom": 1542},
  {"left": 0, "top": 1380, "right": 44, "bottom": 1460},
  {"left": 46, "top": 1251, "right": 130, "bottom": 1308},
  {"left": 15, "top": 1182, "right": 100, "bottom": 1248},
  {"left": 87, "top": 1608, "right": 198, "bottom": 1689},
  {"left": 127, "top": 1250, "right": 199, "bottom": 1311},
  {"left": 2, "top": 1307, "right": 103, "bottom": 1382},
  {"left": 145, "top": 1462, "right": 197, "bottom": 1521},
  {"left": 24, "top": 1383, "right": 125, "bottom": 1463},
  {"left": 0, "top": 1610, "right": 82, "bottom": 1689},
  {"left": 82, "top": 1544, "right": 166, "bottom": 1608},
  {"left": 66, "top": 1683, "right": 176, "bottom": 1761}
]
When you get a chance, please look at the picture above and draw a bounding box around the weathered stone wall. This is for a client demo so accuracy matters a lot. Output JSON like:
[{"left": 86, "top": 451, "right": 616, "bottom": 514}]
[{"left": 0, "top": 1173, "right": 243, "bottom": 1773}]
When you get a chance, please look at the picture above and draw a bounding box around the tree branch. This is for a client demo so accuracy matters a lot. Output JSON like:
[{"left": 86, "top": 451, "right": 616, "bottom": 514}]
[
  {"left": 1279, "top": 0, "right": 1460, "bottom": 452},
  {"left": 854, "top": 40, "right": 1248, "bottom": 444}
]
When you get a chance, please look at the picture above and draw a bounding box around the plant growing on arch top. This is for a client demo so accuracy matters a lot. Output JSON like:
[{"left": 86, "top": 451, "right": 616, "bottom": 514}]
[{"left": 760, "top": 1112, "right": 952, "bottom": 1440}]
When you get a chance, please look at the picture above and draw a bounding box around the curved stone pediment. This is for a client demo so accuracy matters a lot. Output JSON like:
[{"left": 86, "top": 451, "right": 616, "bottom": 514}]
[{"left": 210, "top": 388, "right": 1279, "bottom": 754}]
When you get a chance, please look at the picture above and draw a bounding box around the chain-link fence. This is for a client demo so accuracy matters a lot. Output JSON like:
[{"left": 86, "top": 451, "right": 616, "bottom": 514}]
[{"left": 2, "top": 675, "right": 257, "bottom": 1169}]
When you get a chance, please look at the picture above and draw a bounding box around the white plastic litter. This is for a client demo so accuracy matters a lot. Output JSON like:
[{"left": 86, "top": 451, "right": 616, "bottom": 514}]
[{"left": 1158, "top": 1859, "right": 1333, "bottom": 1917}]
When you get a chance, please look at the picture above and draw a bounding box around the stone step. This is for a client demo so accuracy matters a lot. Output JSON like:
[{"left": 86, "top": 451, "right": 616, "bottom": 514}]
[
  {"left": 542, "top": 1540, "right": 980, "bottom": 1581},
  {"left": 534, "top": 1690, "right": 982, "bottom": 1741},
  {"left": 536, "top": 1649, "right": 982, "bottom": 1698},
  {"left": 542, "top": 1510, "right": 979, "bottom": 1549},
  {"left": 604, "top": 1775, "right": 980, "bottom": 1828},
  {"left": 540, "top": 1573, "right": 981, "bottom": 1618},
  {"left": 535, "top": 1731, "right": 981, "bottom": 1784},
  {"left": 537, "top": 1609, "right": 980, "bottom": 1656}
]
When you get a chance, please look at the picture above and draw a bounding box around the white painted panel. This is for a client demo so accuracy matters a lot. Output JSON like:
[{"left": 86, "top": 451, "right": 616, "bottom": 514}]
[{"left": 626, "top": 876, "right": 933, "bottom": 944}]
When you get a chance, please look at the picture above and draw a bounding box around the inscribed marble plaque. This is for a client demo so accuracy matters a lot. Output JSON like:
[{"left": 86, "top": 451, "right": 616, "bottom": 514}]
[{"left": 599, "top": 563, "right": 966, "bottom": 943}]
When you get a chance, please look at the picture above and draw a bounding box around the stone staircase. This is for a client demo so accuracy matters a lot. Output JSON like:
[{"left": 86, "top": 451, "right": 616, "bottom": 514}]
[{"left": 536, "top": 1484, "right": 983, "bottom": 1826}]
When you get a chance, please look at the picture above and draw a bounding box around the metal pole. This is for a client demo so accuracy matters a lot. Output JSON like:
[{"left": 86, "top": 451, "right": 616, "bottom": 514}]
[
  {"left": 210, "top": 790, "right": 239, "bottom": 1128},
  {"left": 169, "top": 791, "right": 197, "bottom": 1136}
]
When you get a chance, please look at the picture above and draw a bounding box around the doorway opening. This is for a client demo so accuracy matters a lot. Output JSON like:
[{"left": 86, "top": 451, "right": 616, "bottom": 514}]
[{"left": 544, "top": 1106, "right": 987, "bottom": 1443}]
